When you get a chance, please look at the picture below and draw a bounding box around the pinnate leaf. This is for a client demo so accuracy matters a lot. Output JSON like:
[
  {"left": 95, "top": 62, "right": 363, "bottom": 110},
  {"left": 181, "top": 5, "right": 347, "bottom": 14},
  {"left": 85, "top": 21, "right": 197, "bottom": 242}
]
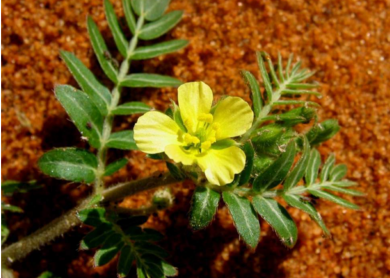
[
  {"left": 222, "top": 192, "right": 260, "bottom": 248},
  {"left": 139, "top": 11, "right": 183, "bottom": 40},
  {"left": 252, "top": 196, "right": 297, "bottom": 248},
  {"left": 106, "top": 130, "right": 137, "bottom": 150},
  {"left": 253, "top": 141, "right": 296, "bottom": 192},
  {"left": 87, "top": 16, "right": 118, "bottom": 83},
  {"left": 132, "top": 40, "right": 188, "bottom": 60},
  {"left": 60, "top": 51, "right": 112, "bottom": 116},
  {"left": 190, "top": 186, "right": 220, "bottom": 230},
  {"left": 112, "top": 102, "right": 151, "bottom": 116},
  {"left": 104, "top": 158, "right": 128, "bottom": 176},
  {"left": 121, "top": 73, "right": 182, "bottom": 88},
  {"left": 55, "top": 85, "right": 103, "bottom": 148},
  {"left": 38, "top": 148, "right": 97, "bottom": 184}
]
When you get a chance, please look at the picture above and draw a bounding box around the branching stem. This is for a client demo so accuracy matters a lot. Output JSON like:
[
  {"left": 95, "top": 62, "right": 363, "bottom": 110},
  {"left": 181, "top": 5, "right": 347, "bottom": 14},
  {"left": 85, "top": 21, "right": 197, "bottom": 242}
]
[
  {"left": 1, "top": 172, "right": 178, "bottom": 266},
  {"left": 95, "top": 15, "right": 145, "bottom": 194}
]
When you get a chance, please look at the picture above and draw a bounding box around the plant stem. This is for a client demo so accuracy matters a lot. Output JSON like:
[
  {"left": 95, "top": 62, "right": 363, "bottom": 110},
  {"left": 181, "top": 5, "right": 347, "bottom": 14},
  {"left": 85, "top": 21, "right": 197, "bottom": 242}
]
[
  {"left": 1, "top": 172, "right": 178, "bottom": 266},
  {"left": 94, "top": 15, "right": 145, "bottom": 194}
]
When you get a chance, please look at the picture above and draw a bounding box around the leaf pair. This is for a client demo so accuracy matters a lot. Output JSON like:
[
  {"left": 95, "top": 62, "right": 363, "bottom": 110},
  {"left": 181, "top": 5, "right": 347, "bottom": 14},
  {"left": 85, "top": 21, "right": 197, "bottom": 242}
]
[{"left": 78, "top": 208, "right": 176, "bottom": 278}]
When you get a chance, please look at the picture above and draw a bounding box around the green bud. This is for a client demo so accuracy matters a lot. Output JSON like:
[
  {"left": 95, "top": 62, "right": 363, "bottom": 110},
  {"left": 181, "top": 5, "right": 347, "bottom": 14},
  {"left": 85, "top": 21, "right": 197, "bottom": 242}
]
[
  {"left": 252, "top": 155, "right": 275, "bottom": 176},
  {"left": 307, "top": 119, "right": 340, "bottom": 145},
  {"left": 152, "top": 189, "right": 174, "bottom": 209},
  {"left": 277, "top": 107, "right": 316, "bottom": 126},
  {"left": 251, "top": 124, "right": 295, "bottom": 156}
]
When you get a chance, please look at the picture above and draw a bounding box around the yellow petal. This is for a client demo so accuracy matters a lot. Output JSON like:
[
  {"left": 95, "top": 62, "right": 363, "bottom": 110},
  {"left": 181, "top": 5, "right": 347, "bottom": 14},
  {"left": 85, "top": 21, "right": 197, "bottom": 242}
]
[
  {"left": 197, "top": 146, "right": 246, "bottom": 186},
  {"left": 165, "top": 144, "right": 196, "bottom": 165},
  {"left": 134, "top": 111, "right": 180, "bottom": 154},
  {"left": 212, "top": 96, "right": 254, "bottom": 140},
  {"left": 178, "top": 81, "right": 213, "bottom": 134}
]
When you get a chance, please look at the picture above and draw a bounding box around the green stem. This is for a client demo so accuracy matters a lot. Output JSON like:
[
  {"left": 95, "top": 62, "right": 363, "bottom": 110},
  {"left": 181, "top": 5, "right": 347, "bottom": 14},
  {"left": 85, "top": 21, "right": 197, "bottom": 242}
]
[
  {"left": 1, "top": 172, "right": 178, "bottom": 266},
  {"left": 94, "top": 15, "right": 145, "bottom": 194}
]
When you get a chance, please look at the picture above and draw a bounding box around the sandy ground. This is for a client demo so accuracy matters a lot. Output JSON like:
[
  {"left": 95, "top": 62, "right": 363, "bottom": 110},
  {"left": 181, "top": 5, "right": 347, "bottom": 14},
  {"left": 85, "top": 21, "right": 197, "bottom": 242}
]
[{"left": 2, "top": 0, "right": 390, "bottom": 277}]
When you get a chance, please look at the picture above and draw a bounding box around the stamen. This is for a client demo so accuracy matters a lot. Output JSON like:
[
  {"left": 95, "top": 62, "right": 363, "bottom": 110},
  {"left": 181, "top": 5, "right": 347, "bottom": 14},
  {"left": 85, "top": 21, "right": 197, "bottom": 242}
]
[
  {"left": 184, "top": 133, "right": 200, "bottom": 145},
  {"left": 201, "top": 141, "right": 211, "bottom": 150},
  {"left": 198, "top": 113, "right": 214, "bottom": 123}
]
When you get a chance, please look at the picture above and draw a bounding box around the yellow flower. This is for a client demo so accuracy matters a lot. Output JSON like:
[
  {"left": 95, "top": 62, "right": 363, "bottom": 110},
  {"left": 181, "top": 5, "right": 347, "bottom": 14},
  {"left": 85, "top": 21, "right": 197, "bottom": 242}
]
[{"left": 134, "top": 81, "right": 254, "bottom": 186}]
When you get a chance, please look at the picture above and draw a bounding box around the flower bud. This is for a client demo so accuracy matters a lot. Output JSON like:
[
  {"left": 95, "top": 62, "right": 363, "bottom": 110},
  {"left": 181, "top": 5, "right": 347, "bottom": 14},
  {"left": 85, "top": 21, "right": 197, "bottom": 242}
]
[{"left": 307, "top": 119, "right": 340, "bottom": 145}]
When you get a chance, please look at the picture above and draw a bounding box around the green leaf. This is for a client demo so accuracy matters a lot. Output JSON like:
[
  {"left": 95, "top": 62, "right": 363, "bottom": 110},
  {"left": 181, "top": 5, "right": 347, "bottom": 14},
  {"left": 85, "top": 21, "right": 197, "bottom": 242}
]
[
  {"left": 1, "top": 203, "right": 23, "bottom": 213},
  {"left": 261, "top": 51, "right": 279, "bottom": 87},
  {"left": 308, "top": 189, "right": 360, "bottom": 210},
  {"left": 37, "top": 271, "right": 61, "bottom": 278},
  {"left": 190, "top": 186, "right": 220, "bottom": 230},
  {"left": 132, "top": 0, "right": 171, "bottom": 21},
  {"left": 104, "top": 158, "right": 128, "bottom": 176},
  {"left": 80, "top": 223, "right": 115, "bottom": 249},
  {"left": 166, "top": 162, "right": 186, "bottom": 181},
  {"left": 60, "top": 51, "right": 112, "bottom": 116},
  {"left": 126, "top": 228, "right": 164, "bottom": 241},
  {"left": 1, "top": 214, "right": 9, "bottom": 244},
  {"left": 322, "top": 185, "right": 364, "bottom": 197},
  {"left": 283, "top": 137, "right": 310, "bottom": 191},
  {"left": 112, "top": 102, "right": 151, "bottom": 115},
  {"left": 106, "top": 130, "right": 138, "bottom": 150},
  {"left": 38, "top": 148, "right": 97, "bottom": 183},
  {"left": 86, "top": 194, "right": 103, "bottom": 208},
  {"left": 118, "top": 245, "right": 135, "bottom": 278},
  {"left": 55, "top": 85, "right": 103, "bottom": 148},
  {"left": 253, "top": 141, "right": 296, "bottom": 192},
  {"left": 78, "top": 208, "right": 108, "bottom": 227},
  {"left": 330, "top": 180, "right": 358, "bottom": 188},
  {"left": 123, "top": 0, "right": 136, "bottom": 34},
  {"left": 104, "top": 0, "right": 128, "bottom": 57},
  {"left": 210, "top": 139, "right": 235, "bottom": 150},
  {"left": 134, "top": 242, "right": 169, "bottom": 258},
  {"left": 329, "top": 164, "right": 347, "bottom": 181},
  {"left": 320, "top": 154, "right": 335, "bottom": 182},
  {"left": 252, "top": 196, "right": 297, "bottom": 248},
  {"left": 162, "top": 261, "right": 178, "bottom": 276},
  {"left": 238, "top": 142, "right": 255, "bottom": 186},
  {"left": 305, "top": 149, "right": 321, "bottom": 186},
  {"left": 256, "top": 51, "right": 273, "bottom": 102},
  {"left": 282, "top": 193, "right": 330, "bottom": 236},
  {"left": 272, "top": 100, "right": 320, "bottom": 107},
  {"left": 94, "top": 233, "right": 124, "bottom": 266},
  {"left": 132, "top": 40, "right": 188, "bottom": 60},
  {"left": 87, "top": 16, "right": 118, "bottom": 83},
  {"left": 121, "top": 73, "right": 182, "bottom": 88},
  {"left": 222, "top": 192, "right": 260, "bottom": 248},
  {"left": 242, "top": 70, "right": 262, "bottom": 117},
  {"left": 136, "top": 266, "right": 147, "bottom": 278},
  {"left": 139, "top": 11, "right": 183, "bottom": 40},
  {"left": 1, "top": 180, "right": 42, "bottom": 196}
]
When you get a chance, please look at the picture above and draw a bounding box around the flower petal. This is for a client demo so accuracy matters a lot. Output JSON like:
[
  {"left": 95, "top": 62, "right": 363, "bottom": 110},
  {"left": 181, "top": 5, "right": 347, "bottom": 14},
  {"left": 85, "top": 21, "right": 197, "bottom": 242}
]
[
  {"left": 165, "top": 144, "right": 196, "bottom": 165},
  {"left": 213, "top": 97, "right": 254, "bottom": 140},
  {"left": 178, "top": 81, "right": 213, "bottom": 134},
  {"left": 134, "top": 111, "right": 180, "bottom": 154},
  {"left": 197, "top": 146, "right": 246, "bottom": 186}
]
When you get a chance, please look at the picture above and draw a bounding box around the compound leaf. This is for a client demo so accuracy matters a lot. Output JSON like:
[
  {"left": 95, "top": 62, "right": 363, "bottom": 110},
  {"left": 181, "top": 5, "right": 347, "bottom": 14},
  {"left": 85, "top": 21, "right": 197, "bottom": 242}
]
[
  {"left": 190, "top": 186, "right": 220, "bottom": 230},
  {"left": 38, "top": 148, "right": 97, "bottom": 184},
  {"left": 252, "top": 196, "right": 297, "bottom": 248},
  {"left": 222, "top": 192, "right": 260, "bottom": 248}
]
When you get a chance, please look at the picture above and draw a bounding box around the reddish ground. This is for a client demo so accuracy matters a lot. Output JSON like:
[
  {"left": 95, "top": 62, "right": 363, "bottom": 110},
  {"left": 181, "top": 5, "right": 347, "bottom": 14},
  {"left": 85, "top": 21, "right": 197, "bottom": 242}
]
[{"left": 2, "top": 0, "right": 390, "bottom": 277}]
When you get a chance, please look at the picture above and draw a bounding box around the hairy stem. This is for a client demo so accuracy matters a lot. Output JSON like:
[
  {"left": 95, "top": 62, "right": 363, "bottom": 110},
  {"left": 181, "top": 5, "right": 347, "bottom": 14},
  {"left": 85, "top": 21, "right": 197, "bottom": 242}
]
[
  {"left": 95, "top": 15, "right": 145, "bottom": 194},
  {"left": 1, "top": 172, "right": 178, "bottom": 266}
]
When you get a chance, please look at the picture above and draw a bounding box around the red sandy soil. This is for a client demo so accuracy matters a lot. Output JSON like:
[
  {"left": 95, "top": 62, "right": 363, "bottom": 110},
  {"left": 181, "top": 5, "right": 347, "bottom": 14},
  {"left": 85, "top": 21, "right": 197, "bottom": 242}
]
[{"left": 2, "top": 0, "right": 390, "bottom": 277}]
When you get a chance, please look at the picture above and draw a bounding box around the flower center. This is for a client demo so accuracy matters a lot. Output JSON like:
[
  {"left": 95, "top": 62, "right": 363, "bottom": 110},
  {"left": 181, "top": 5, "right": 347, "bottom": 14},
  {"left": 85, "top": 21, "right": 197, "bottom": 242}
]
[{"left": 182, "top": 113, "right": 219, "bottom": 153}]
